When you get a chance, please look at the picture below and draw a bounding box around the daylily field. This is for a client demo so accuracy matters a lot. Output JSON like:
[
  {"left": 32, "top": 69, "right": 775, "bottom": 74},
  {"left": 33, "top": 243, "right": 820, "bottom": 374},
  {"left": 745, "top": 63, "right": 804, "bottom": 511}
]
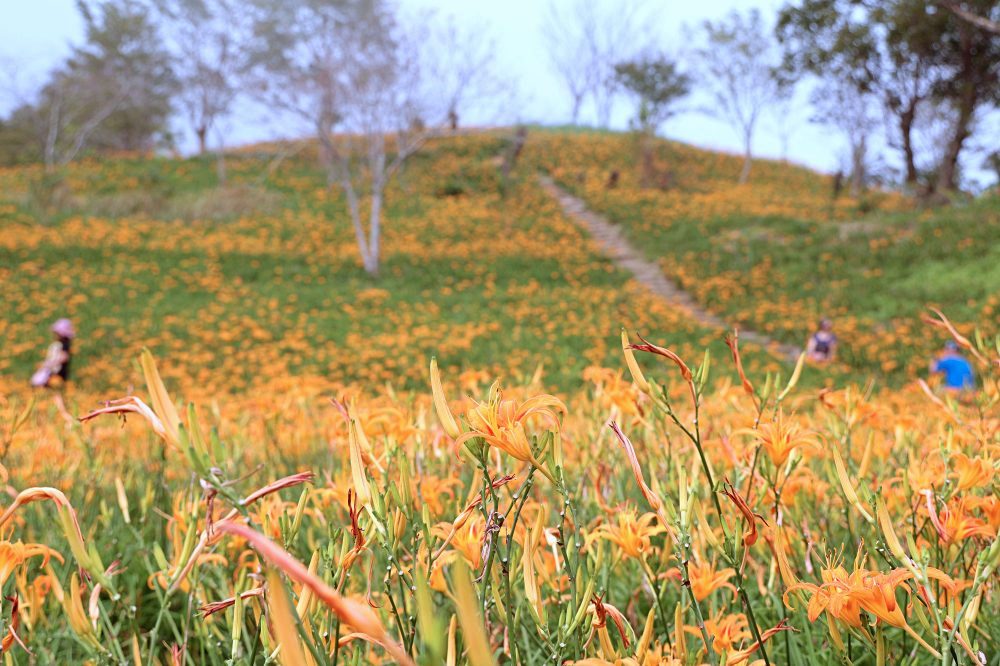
[{"left": 0, "top": 130, "right": 997, "bottom": 665}]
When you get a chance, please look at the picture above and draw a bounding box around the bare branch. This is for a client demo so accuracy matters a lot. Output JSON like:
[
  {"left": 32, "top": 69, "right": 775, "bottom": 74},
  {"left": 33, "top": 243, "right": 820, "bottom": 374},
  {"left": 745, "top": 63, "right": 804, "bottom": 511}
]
[{"left": 935, "top": 1, "right": 1000, "bottom": 34}]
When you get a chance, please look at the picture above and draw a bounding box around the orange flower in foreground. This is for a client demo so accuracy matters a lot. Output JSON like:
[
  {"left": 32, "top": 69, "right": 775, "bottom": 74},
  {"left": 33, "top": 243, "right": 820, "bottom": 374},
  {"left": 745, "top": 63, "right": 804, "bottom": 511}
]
[
  {"left": 0, "top": 541, "right": 62, "bottom": 588},
  {"left": 456, "top": 381, "right": 565, "bottom": 480},
  {"left": 784, "top": 548, "right": 945, "bottom": 658},
  {"left": 688, "top": 558, "right": 737, "bottom": 601},
  {"left": 951, "top": 453, "right": 993, "bottom": 490},
  {"left": 687, "top": 612, "right": 789, "bottom": 662}
]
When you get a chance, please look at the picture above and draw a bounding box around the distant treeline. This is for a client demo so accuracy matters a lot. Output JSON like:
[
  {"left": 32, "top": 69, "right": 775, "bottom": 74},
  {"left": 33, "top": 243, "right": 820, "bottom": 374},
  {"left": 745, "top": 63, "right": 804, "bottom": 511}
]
[{"left": 1, "top": 0, "right": 997, "bottom": 197}]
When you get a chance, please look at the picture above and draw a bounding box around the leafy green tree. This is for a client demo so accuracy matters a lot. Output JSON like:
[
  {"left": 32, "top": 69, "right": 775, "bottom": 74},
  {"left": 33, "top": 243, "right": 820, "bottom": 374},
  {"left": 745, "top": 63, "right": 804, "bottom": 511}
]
[
  {"left": 615, "top": 56, "right": 690, "bottom": 136},
  {"left": 614, "top": 55, "right": 690, "bottom": 187},
  {"left": 777, "top": 0, "right": 1000, "bottom": 193},
  {"left": 69, "top": 0, "right": 178, "bottom": 152}
]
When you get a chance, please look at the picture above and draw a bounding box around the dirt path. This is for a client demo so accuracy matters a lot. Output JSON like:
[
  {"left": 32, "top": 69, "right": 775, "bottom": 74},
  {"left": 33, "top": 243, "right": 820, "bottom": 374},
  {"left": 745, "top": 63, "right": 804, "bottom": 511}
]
[{"left": 538, "top": 175, "right": 802, "bottom": 361}]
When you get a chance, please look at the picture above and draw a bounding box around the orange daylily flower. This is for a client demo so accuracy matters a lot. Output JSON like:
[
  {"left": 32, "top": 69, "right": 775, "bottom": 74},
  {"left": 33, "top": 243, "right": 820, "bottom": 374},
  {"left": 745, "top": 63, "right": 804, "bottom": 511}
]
[
  {"left": 688, "top": 558, "right": 737, "bottom": 601},
  {"left": 784, "top": 547, "right": 942, "bottom": 657},
  {"left": 739, "top": 410, "right": 815, "bottom": 467},
  {"left": 951, "top": 453, "right": 993, "bottom": 490},
  {"left": 0, "top": 541, "right": 62, "bottom": 588},
  {"left": 432, "top": 514, "right": 486, "bottom": 570},
  {"left": 592, "top": 510, "right": 665, "bottom": 559},
  {"left": 455, "top": 381, "right": 565, "bottom": 481},
  {"left": 927, "top": 496, "right": 994, "bottom": 544},
  {"left": 584, "top": 366, "right": 643, "bottom": 416},
  {"left": 687, "top": 611, "right": 788, "bottom": 662}
]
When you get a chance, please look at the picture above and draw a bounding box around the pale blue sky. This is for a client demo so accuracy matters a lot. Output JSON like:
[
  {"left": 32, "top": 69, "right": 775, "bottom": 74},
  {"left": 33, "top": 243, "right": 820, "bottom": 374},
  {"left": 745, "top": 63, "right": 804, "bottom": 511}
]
[{"left": 0, "top": 0, "right": 883, "bottom": 175}]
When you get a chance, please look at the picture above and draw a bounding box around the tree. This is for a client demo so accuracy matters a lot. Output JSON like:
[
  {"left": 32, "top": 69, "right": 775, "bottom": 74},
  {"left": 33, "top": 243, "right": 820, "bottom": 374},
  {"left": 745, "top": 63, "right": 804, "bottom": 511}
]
[
  {"left": 542, "top": 0, "right": 653, "bottom": 127},
  {"left": 0, "top": 1, "right": 175, "bottom": 169},
  {"left": 417, "top": 15, "right": 511, "bottom": 131},
  {"left": 152, "top": 0, "right": 248, "bottom": 157},
  {"left": 812, "top": 79, "right": 879, "bottom": 197},
  {"left": 69, "top": 0, "right": 178, "bottom": 152},
  {"left": 614, "top": 54, "right": 690, "bottom": 186},
  {"left": 932, "top": 2, "right": 1000, "bottom": 192},
  {"left": 777, "top": 0, "right": 1000, "bottom": 194},
  {"left": 248, "top": 0, "right": 475, "bottom": 277},
  {"left": 769, "top": 79, "right": 799, "bottom": 163},
  {"left": 694, "top": 9, "right": 785, "bottom": 183},
  {"left": 985, "top": 151, "right": 1000, "bottom": 190},
  {"left": 541, "top": 2, "right": 590, "bottom": 124}
]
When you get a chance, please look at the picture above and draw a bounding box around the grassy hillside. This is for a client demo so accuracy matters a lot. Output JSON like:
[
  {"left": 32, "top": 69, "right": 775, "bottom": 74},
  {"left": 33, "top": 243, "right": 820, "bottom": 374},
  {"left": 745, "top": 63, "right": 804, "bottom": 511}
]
[
  {"left": 1, "top": 133, "right": 775, "bottom": 400},
  {"left": 3, "top": 129, "right": 996, "bottom": 399},
  {"left": 527, "top": 129, "right": 999, "bottom": 384}
]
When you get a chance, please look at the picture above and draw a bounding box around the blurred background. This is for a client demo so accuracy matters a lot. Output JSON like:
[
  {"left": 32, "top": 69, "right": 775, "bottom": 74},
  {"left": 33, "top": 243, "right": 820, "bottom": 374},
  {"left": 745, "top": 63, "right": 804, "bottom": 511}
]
[
  {"left": 1, "top": 0, "right": 998, "bottom": 398},
  {"left": 2, "top": 0, "right": 997, "bottom": 187}
]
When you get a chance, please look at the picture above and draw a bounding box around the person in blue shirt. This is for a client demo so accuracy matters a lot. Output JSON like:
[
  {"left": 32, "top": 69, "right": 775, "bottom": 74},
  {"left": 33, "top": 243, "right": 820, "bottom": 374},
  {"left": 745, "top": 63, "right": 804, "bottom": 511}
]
[{"left": 930, "top": 341, "right": 975, "bottom": 391}]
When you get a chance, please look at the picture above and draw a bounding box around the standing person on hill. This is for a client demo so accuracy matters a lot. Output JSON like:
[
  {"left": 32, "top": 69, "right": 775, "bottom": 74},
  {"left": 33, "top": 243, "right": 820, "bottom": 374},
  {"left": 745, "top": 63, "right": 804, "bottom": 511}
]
[
  {"left": 31, "top": 318, "right": 77, "bottom": 424},
  {"left": 806, "top": 318, "right": 837, "bottom": 363},
  {"left": 32, "top": 318, "right": 75, "bottom": 388},
  {"left": 930, "top": 341, "right": 975, "bottom": 392}
]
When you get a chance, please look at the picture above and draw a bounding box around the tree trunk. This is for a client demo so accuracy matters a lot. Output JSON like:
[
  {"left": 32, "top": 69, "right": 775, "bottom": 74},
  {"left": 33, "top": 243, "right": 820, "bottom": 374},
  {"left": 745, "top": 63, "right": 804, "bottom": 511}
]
[
  {"left": 899, "top": 102, "right": 918, "bottom": 186},
  {"left": 366, "top": 187, "right": 382, "bottom": 277},
  {"left": 362, "top": 135, "right": 387, "bottom": 278},
  {"left": 850, "top": 135, "right": 866, "bottom": 198},
  {"left": 215, "top": 148, "right": 227, "bottom": 186},
  {"left": 44, "top": 99, "right": 61, "bottom": 174},
  {"left": 935, "top": 87, "right": 976, "bottom": 194},
  {"left": 570, "top": 94, "right": 583, "bottom": 125},
  {"left": 639, "top": 130, "right": 654, "bottom": 188},
  {"left": 196, "top": 126, "right": 208, "bottom": 155},
  {"left": 739, "top": 131, "right": 752, "bottom": 184},
  {"left": 936, "top": 24, "right": 978, "bottom": 194},
  {"left": 595, "top": 86, "right": 613, "bottom": 128}
]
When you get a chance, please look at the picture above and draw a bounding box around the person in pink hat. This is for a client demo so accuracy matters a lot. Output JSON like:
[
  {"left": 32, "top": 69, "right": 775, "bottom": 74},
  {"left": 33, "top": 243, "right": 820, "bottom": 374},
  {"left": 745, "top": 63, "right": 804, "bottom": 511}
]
[{"left": 31, "top": 318, "right": 75, "bottom": 388}]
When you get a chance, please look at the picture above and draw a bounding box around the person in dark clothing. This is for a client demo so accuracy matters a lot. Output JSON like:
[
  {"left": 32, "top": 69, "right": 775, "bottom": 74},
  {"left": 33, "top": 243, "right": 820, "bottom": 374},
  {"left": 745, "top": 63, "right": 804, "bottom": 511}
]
[
  {"left": 806, "top": 318, "right": 837, "bottom": 363},
  {"left": 31, "top": 318, "right": 75, "bottom": 387}
]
